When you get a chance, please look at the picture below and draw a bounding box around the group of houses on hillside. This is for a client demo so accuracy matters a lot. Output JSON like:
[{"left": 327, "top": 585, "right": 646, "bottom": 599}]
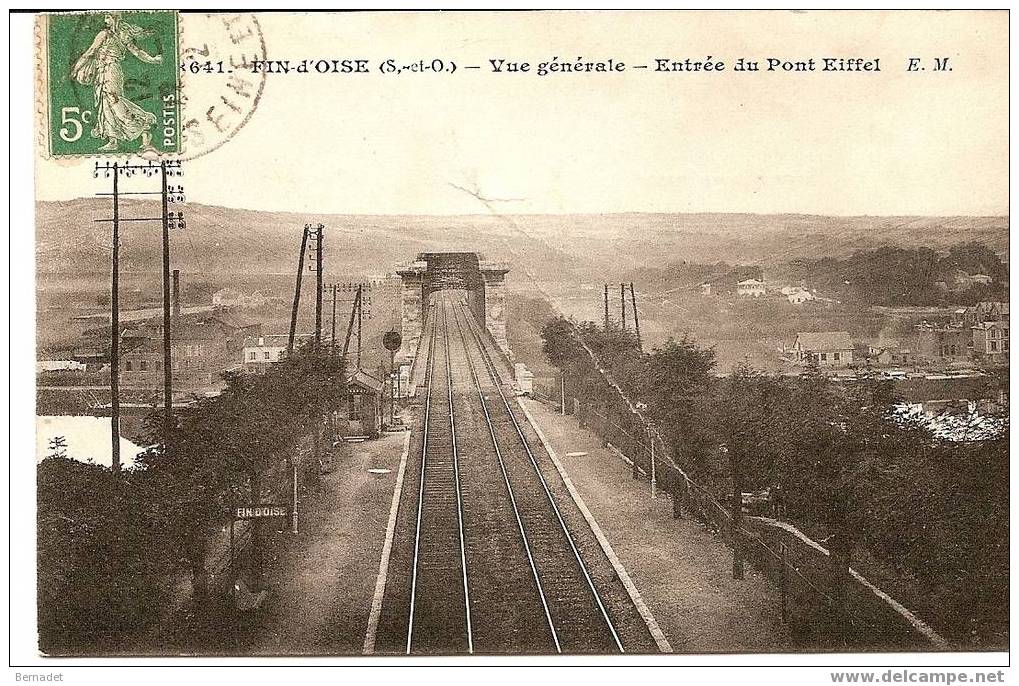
[
  {"left": 211, "top": 288, "right": 271, "bottom": 309},
  {"left": 52, "top": 280, "right": 391, "bottom": 437},
  {"left": 119, "top": 309, "right": 261, "bottom": 389},
  {"left": 786, "top": 301, "right": 1009, "bottom": 373},
  {"left": 908, "top": 301, "right": 1010, "bottom": 367},
  {"left": 701, "top": 275, "right": 823, "bottom": 306},
  {"left": 935, "top": 270, "right": 996, "bottom": 292}
]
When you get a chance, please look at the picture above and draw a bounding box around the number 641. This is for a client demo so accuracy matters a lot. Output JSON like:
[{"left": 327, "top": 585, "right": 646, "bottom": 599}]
[{"left": 59, "top": 106, "right": 92, "bottom": 142}]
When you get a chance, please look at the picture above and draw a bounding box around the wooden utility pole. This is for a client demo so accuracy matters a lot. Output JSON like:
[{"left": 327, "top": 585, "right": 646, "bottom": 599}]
[
  {"left": 312, "top": 224, "right": 325, "bottom": 496},
  {"left": 620, "top": 282, "right": 627, "bottom": 332},
  {"left": 356, "top": 283, "right": 363, "bottom": 368},
  {"left": 284, "top": 224, "right": 314, "bottom": 537},
  {"left": 649, "top": 425, "right": 657, "bottom": 499},
  {"left": 340, "top": 286, "right": 361, "bottom": 375},
  {"left": 331, "top": 284, "right": 338, "bottom": 352},
  {"left": 603, "top": 283, "right": 609, "bottom": 331},
  {"left": 288, "top": 226, "right": 309, "bottom": 354},
  {"left": 249, "top": 469, "right": 262, "bottom": 586},
  {"left": 728, "top": 445, "right": 745, "bottom": 580},
  {"left": 109, "top": 163, "right": 121, "bottom": 472},
  {"left": 389, "top": 348, "right": 396, "bottom": 425},
  {"left": 94, "top": 159, "right": 185, "bottom": 466},
  {"left": 160, "top": 160, "right": 173, "bottom": 444},
  {"left": 630, "top": 282, "right": 642, "bottom": 351},
  {"left": 314, "top": 225, "right": 324, "bottom": 348}
]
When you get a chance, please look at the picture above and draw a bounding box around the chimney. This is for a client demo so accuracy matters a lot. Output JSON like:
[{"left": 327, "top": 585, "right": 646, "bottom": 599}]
[{"left": 172, "top": 269, "right": 181, "bottom": 318}]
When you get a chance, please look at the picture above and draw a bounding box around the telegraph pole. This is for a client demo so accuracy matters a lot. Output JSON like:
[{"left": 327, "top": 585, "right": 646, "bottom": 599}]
[
  {"left": 331, "top": 284, "right": 338, "bottom": 352},
  {"left": 620, "top": 282, "right": 627, "bottom": 332},
  {"left": 356, "top": 283, "right": 363, "bottom": 368},
  {"left": 389, "top": 348, "right": 396, "bottom": 425},
  {"left": 313, "top": 224, "right": 324, "bottom": 347},
  {"left": 603, "top": 283, "right": 609, "bottom": 331},
  {"left": 630, "top": 282, "right": 642, "bottom": 351},
  {"left": 649, "top": 424, "right": 657, "bottom": 498},
  {"left": 288, "top": 226, "right": 309, "bottom": 354},
  {"left": 94, "top": 160, "right": 184, "bottom": 467},
  {"left": 727, "top": 445, "right": 745, "bottom": 580},
  {"left": 285, "top": 224, "right": 310, "bottom": 535},
  {"left": 109, "top": 164, "right": 121, "bottom": 472},
  {"left": 340, "top": 286, "right": 361, "bottom": 374},
  {"left": 160, "top": 160, "right": 173, "bottom": 444}
]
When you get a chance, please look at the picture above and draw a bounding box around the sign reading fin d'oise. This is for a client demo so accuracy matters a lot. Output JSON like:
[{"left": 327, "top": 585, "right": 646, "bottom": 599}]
[
  {"left": 45, "top": 10, "right": 181, "bottom": 156},
  {"left": 234, "top": 505, "right": 290, "bottom": 520}
]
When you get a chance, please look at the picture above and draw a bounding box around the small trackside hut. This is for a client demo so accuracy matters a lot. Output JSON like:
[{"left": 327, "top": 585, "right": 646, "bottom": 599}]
[{"left": 343, "top": 369, "right": 384, "bottom": 439}]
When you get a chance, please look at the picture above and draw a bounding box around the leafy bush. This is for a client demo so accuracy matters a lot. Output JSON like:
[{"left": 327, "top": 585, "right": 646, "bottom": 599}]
[
  {"left": 37, "top": 458, "right": 174, "bottom": 654},
  {"left": 36, "top": 343, "right": 347, "bottom": 653},
  {"left": 541, "top": 314, "right": 1009, "bottom": 644}
]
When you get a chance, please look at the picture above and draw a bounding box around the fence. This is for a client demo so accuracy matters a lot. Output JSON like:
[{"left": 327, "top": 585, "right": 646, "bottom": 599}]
[
  {"left": 554, "top": 376, "right": 946, "bottom": 651},
  {"left": 531, "top": 376, "right": 566, "bottom": 412}
]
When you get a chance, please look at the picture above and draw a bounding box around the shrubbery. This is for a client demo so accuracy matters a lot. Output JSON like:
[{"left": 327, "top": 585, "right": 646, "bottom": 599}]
[
  {"left": 541, "top": 315, "right": 1009, "bottom": 645},
  {"left": 37, "top": 344, "right": 346, "bottom": 654}
]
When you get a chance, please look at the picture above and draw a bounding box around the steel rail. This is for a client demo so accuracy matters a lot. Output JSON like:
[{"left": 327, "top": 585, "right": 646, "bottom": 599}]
[
  {"left": 406, "top": 298, "right": 474, "bottom": 654},
  {"left": 405, "top": 303, "right": 437, "bottom": 653},
  {"left": 456, "top": 301, "right": 625, "bottom": 653},
  {"left": 448, "top": 299, "right": 562, "bottom": 653},
  {"left": 442, "top": 302, "right": 475, "bottom": 653}
]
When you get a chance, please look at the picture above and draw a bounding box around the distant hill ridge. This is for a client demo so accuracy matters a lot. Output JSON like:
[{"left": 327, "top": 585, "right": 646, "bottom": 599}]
[{"left": 36, "top": 199, "right": 1008, "bottom": 282}]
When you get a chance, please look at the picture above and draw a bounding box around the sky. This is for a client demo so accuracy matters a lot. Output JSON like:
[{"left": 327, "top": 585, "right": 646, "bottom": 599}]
[{"left": 35, "top": 10, "right": 1009, "bottom": 217}]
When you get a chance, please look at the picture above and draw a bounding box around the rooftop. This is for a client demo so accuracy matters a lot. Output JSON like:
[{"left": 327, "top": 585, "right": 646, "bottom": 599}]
[
  {"left": 244, "top": 334, "right": 296, "bottom": 348},
  {"left": 795, "top": 331, "right": 853, "bottom": 351},
  {"left": 348, "top": 369, "right": 384, "bottom": 393}
]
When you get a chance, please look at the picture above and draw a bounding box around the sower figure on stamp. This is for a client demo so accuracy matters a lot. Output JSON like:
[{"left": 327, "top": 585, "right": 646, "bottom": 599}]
[{"left": 71, "top": 13, "right": 162, "bottom": 153}]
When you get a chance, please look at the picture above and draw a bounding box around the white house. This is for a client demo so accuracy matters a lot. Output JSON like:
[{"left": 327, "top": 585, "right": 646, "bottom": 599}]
[
  {"left": 783, "top": 287, "right": 815, "bottom": 305},
  {"left": 736, "top": 279, "right": 766, "bottom": 298},
  {"left": 213, "top": 288, "right": 246, "bottom": 308},
  {"left": 214, "top": 288, "right": 268, "bottom": 309},
  {"left": 242, "top": 335, "right": 290, "bottom": 373},
  {"left": 37, "top": 360, "right": 86, "bottom": 373},
  {"left": 792, "top": 331, "right": 854, "bottom": 368}
]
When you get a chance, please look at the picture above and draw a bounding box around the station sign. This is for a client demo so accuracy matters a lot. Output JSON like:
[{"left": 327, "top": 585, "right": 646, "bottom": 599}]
[{"left": 233, "top": 504, "right": 290, "bottom": 520}]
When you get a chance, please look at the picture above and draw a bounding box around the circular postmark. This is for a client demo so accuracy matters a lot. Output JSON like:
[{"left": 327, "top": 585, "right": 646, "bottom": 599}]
[{"left": 177, "top": 12, "right": 267, "bottom": 161}]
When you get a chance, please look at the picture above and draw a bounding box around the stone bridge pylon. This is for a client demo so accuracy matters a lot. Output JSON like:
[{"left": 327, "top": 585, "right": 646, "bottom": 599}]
[{"left": 397, "top": 252, "right": 510, "bottom": 367}]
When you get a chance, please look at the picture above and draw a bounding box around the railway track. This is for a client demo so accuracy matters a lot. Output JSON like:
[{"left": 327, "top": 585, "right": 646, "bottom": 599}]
[
  {"left": 405, "top": 302, "right": 472, "bottom": 654},
  {"left": 400, "top": 291, "right": 626, "bottom": 654}
]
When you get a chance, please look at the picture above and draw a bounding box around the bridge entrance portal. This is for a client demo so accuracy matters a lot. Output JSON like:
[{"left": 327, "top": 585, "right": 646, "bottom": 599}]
[{"left": 397, "top": 252, "right": 509, "bottom": 366}]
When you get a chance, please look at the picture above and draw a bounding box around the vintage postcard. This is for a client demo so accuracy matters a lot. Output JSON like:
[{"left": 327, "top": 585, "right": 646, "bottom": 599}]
[{"left": 14, "top": 7, "right": 1010, "bottom": 678}]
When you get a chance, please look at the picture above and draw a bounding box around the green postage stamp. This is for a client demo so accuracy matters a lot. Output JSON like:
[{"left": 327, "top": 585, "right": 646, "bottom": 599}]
[{"left": 43, "top": 10, "right": 180, "bottom": 156}]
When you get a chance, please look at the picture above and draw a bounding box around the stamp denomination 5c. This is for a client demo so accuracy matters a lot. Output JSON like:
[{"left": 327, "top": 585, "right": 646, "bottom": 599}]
[{"left": 43, "top": 10, "right": 180, "bottom": 157}]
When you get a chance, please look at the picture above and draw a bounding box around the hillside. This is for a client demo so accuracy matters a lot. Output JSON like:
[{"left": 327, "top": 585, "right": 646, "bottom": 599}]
[{"left": 36, "top": 200, "right": 1008, "bottom": 283}]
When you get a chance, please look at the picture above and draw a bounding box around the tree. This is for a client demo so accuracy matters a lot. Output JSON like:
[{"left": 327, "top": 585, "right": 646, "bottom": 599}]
[
  {"left": 37, "top": 457, "right": 176, "bottom": 654},
  {"left": 713, "top": 367, "right": 793, "bottom": 492},
  {"left": 134, "top": 341, "right": 347, "bottom": 601},
  {"left": 540, "top": 316, "right": 584, "bottom": 369},
  {"left": 940, "top": 242, "right": 1008, "bottom": 282},
  {"left": 639, "top": 337, "right": 717, "bottom": 472},
  {"left": 47, "top": 435, "right": 68, "bottom": 459}
]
